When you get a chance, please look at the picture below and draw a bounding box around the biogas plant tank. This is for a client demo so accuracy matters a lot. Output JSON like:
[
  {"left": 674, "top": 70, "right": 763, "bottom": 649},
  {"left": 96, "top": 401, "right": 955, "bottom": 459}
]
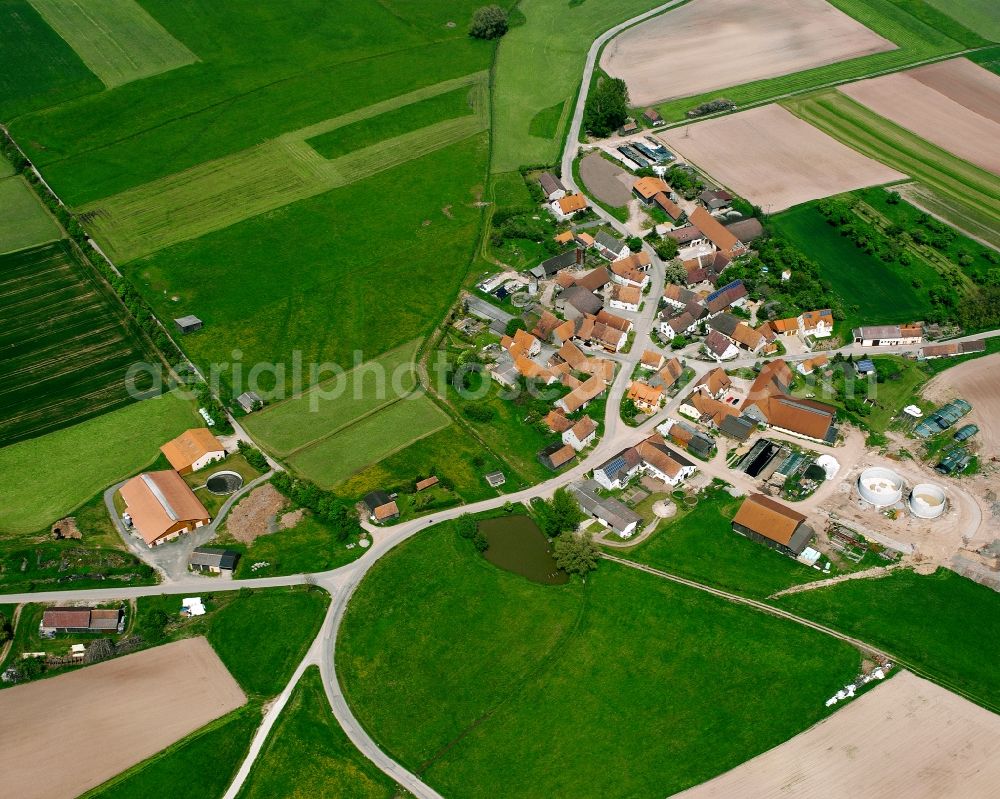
[
  {"left": 857, "top": 467, "right": 904, "bottom": 507},
  {"left": 909, "top": 483, "right": 947, "bottom": 519}
]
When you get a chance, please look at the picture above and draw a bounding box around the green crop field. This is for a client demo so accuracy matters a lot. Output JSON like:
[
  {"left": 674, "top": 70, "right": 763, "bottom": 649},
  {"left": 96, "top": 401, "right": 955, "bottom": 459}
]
[
  {"left": 777, "top": 568, "right": 1000, "bottom": 712},
  {"left": 0, "top": 391, "right": 199, "bottom": 534},
  {"left": 238, "top": 666, "right": 397, "bottom": 799},
  {"left": 783, "top": 90, "right": 1000, "bottom": 242},
  {"left": 0, "top": 153, "right": 13, "bottom": 178},
  {"left": 0, "top": 241, "right": 160, "bottom": 447},
  {"left": 243, "top": 340, "right": 420, "bottom": 457},
  {"left": 652, "top": 0, "right": 988, "bottom": 122},
  {"left": 0, "top": 174, "right": 62, "bottom": 253},
  {"left": 27, "top": 0, "right": 196, "bottom": 88},
  {"left": 924, "top": 0, "right": 1000, "bottom": 43},
  {"left": 338, "top": 522, "right": 860, "bottom": 798},
  {"left": 770, "top": 200, "right": 939, "bottom": 330},
  {"left": 288, "top": 394, "right": 452, "bottom": 488}
]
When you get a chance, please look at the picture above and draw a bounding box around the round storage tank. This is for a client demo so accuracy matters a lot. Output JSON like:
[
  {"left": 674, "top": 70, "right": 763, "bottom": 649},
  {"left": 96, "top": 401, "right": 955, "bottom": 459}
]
[
  {"left": 857, "top": 467, "right": 904, "bottom": 507},
  {"left": 909, "top": 483, "right": 946, "bottom": 519}
]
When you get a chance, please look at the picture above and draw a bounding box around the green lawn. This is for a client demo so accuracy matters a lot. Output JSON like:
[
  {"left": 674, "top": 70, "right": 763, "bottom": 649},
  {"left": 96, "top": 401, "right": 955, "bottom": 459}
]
[
  {"left": 27, "top": 0, "right": 196, "bottom": 89},
  {"left": 137, "top": 586, "right": 329, "bottom": 698},
  {"left": 82, "top": 705, "right": 261, "bottom": 799},
  {"left": 0, "top": 391, "right": 200, "bottom": 534},
  {"left": 653, "top": 0, "right": 985, "bottom": 122},
  {"left": 238, "top": 666, "right": 397, "bottom": 799},
  {"left": 287, "top": 394, "right": 452, "bottom": 488},
  {"left": 620, "top": 486, "right": 821, "bottom": 599},
  {"left": 924, "top": 0, "right": 1000, "bottom": 43},
  {"left": 0, "top": 175, "right": 62, "bottom": 253},
  {"left": 337, "top": 522, "right": 860, "bottom": 798},
  {"left": 777, "top": 567, "right": 1000, "bottom": 712},
  {"left": 770, "top": 200, "right": 940, "bottom": 331}
]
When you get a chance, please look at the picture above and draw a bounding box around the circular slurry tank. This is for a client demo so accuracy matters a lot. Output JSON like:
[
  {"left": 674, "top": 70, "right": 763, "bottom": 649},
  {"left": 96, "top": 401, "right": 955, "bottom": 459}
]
[
  {"left": 857, "top": 467, "right": 904, "bottom": 507},
  {"left": 206, "top": 470, "right": 244, "bottom": 495},
  {"left": 909, "top": 483, "right": 947, "bottom": 519}
]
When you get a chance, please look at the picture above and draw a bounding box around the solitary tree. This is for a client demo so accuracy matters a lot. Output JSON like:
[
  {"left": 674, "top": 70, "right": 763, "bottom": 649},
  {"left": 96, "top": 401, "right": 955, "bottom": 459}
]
[
  {"left": 469, "top": 5, "right": 508, "bottom": 39},
  {"left": 655, "top": 237, "right": 680, "bottom": 262},
  {"left": 537, "top": 488, "right": 585, "bottom": 537},
  {"left": 583, "top": 77, "right": 630, "bottom": 138},
  {"left": 553, "top": 532, "right": 600, "bottom": 576}
]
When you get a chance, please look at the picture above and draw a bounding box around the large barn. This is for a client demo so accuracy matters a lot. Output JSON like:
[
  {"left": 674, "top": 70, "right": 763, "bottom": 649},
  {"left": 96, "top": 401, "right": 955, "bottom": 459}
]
[{"left": 119, "top": 471, "right": 211, "bottom": 547}]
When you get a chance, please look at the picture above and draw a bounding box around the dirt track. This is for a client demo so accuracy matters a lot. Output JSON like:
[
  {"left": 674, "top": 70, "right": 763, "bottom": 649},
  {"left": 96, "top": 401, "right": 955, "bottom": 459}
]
[
  {"left": 839, "top": 59, "right": 1000, "bottom": 176},
  {"left": 600, "top": 0, "right": 895, "bottom": 106},
  {"left": 0, "top": 637, "right": 246, "bottom": 799},
  {"left": 673, "top": 670, "right": 1000, "bottom": 798},
  {"left": 659, "top": 105, "right": 905, "bottom": 211}
]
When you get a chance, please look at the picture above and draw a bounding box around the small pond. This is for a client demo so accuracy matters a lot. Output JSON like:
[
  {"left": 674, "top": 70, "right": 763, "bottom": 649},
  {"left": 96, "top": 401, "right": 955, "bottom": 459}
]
[{"left": 478, "top": 515, "right": 567, "bottom": 585}]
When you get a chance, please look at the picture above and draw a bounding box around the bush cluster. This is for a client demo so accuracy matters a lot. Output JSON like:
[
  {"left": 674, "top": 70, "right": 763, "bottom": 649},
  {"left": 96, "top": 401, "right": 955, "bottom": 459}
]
[{"left": 271, "top": 472, "right": 359, "bottom": 542}]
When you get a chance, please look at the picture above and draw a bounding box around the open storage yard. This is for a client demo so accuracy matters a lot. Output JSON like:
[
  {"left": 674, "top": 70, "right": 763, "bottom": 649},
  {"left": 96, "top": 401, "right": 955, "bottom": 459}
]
[
  {"left": 0, "top": 637, "right": 245, "bottom": 799},
  {"left": 674, "top": 670, "right": 1000, "bottom": 799},
  {"left": 600, "top": 0, "right": 895, "bottom": 106},
  {"left": 838, "top": 58, "right": 1000, "bottom": 176},
  {"left": 659, "top": 105, "right": 905, "bottom": 211}
]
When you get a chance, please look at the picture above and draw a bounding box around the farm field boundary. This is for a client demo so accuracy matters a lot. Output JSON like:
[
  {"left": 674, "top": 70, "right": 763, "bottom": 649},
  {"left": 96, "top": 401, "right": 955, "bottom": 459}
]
[
  {"left": 648, "top": 0, "right": 987, "bottom": 122},
  {"left": 0, "top": 173, "right": 63, "bottom": 254},
  {"left": 242, "top": 339, "right": 421, "bottom": 458},
  {"left": 81, "top": 72, "right": 489, "bottom": 262},
  {"left": 27, "top": 0, "right": 196, "bottom": 89},
  {"left": 897, "top": 183, "right": 1000, "bottom": 250},
  {"left": 287, "top": 394, "right": 451, "bottom": 488},
  {"left": 782, "top": 90, "right": 1000, "bottom": 238}
]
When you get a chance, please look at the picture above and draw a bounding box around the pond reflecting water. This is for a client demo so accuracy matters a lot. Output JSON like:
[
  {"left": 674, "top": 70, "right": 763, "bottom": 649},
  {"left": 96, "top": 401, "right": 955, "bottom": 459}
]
[{"left": 478, "top": 515, "right": 568, "bottom": 585}]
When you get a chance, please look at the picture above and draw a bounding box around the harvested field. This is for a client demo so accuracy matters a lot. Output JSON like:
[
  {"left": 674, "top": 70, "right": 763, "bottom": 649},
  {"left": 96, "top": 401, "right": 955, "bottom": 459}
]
[
  {"left": 226, "top": 483, "right": 288, "bottom": 544},
  {"left": 578, "top": 151, "right": 633, "bottom": 207},
  {"left": 659, "top": 105, "right": 905, "bottom": 211},
  {"left": 0, "top": 637, "right": 245, "bottom": 799},
  {"left": 839, "top": 59, "right": 1000, "bottom": 176},
  {"left": 674, "top": 671, "right": 1000, "bottom": 799},
  {"left": 0, "top": 174, "right": 63, "bottom": 254},
  {"left": 27, "top": 0, "right": 196, "bottom": 89},
  {"left": 601, "top": 0, "right": 895, "bottom": 106},
  {"left": 922, "top": 352, "right": 1000, "bottom": 459}
]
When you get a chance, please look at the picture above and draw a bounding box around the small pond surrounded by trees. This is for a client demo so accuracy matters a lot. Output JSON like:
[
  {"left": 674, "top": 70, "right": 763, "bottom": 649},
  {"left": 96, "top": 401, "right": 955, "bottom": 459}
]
[{"left": 478, "top": 515, "right": 567, "bottom": 585}]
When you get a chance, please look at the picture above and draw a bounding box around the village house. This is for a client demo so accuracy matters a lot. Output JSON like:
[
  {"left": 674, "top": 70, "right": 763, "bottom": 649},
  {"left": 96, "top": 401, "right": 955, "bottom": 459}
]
[
  {"left": 594, "top": 231, "right": 630, "bottom": 261},
  {"left": 160, "top": 428, "right": 225, "bottom": 476},
  {"left": 554, "top": 230, "right": 574, "bottom": 245},
  {"left": 363, "top": 491, "right": 399, "bottom": 523},
  {"left": 530, "top": 248, "right": 583, "bottom": 280},
  {"left": 704, "top": 280, "right": 748, "bottom": 316},
  {"left": 689, "top": 207, "right": 747, "bottom": 259},
  {"left": 593, "top": 447, "right": 644, "bottom": 490},
  {"left": 798, "top": 309, "right": 834, "bottom": 338},
  {"left": 538, "top": 171, "right": 566, "bottom": 201},
  {"left": 611, "top": 251, "right": 652, "bottom": 288},
  {"left": 852, "top": 323, "right": 923, "bottom": 347},
  {"left": 558, "top": 285, "right": 604, "bottom": 318},
  {"left": 633, "top": 176, "right": 669, "bottom": 205},
  {"left": 551, "top": 193, "right": 588, "bottom": 221},
  {"left": 698, "top": 188, "right": 733, "bottom": 212},
  {"left": 640, "top": 349, "right": 665, "bottom": 371},
  {"left": 635, "top": 436, "right": 697, "bottom": 486},
  {"left": 570, "top": 480, "right": 642, "bottom": 538},
  {"left": 704, "top": 328, "right": 740, "bottom": 361},
  {"left": 627, "top": 380, "right": 665, "bottom": 412},
  {"left": 694, "top": 367, "right": 732, "bottom": 399},
  {"left": 662, "top": 283, "right": 699, "bottom": 311},
  {"left": 797, "top": 354, "right": 830, "bottom": 376},
  {"left": 556, "top": 374, "right": 607, "bottom": 413},
  {"left": 563, "top": 415, "right": 598, "bottom": 451},
  {"left": 119, "top": 471, "right": 211, "bottom": 547},
  {"left": 653, "top": 192, "right": 683, "bottom": 222},
  {"left": 741, "top": 360, "right": 837, "bottom": 444},
  {"left": 650, "top": 357, "right": 684, "bottom": 390},
  {"left": 732, "top": 493, "right": 814, "bottom": 557},
  {"left": 609, "top": 284, "right": 641, "bottom": 312},
  {"left": 659, "top": 310, "right": 699, "bottom": 339}
]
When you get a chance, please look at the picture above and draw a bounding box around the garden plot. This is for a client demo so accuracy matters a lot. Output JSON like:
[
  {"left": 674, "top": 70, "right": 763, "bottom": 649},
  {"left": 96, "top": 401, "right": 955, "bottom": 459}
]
[
  {"left": 0, "top": 637, "right": 245, "bottom": 799},
  {"left": 82, "top": 72, "right": 489, "bottom": 262},
  {"left": 839, "top": 58, "right": 1000, "bottom": 176},
  {"left": 659, "top": 104, "right": 905, "bottom": 211},
  {"left": 600, "top": 0, "right": 895, "bottom": 106},
  {"left": 675, "top": 670, "right": 1000, "bottom": 799},
  {"left": 28, "top": 0, "right": 196, "bottom": 88}
]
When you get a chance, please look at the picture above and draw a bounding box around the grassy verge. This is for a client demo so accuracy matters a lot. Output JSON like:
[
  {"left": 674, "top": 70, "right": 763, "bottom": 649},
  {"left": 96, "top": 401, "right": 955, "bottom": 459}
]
[
  {"left": 237, "top": 666, "right": 398, "bottom": 799},
  {"left": 337, "top": 520, "right": 861, "bottom": 798},
  {"left": 776, "top": 567, "right": 1000, "bottom": 712}
]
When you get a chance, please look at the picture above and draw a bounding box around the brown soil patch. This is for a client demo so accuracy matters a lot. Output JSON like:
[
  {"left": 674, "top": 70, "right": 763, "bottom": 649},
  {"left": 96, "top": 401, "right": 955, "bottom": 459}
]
[
  {"left": 840, "top": 60, "right": 1000, "bottom": 176},
  {"left": 675, "top": 671, "right": 1000, "bottom": 798},
  {"left": 279, "top": 508, "right": 306, "bottom": 530},
  {"left": 922, "top": 352, "right": 1000, "bottom": 459},
  {"left": 600, "top": 0, "right": 895, "bottom": 106},
  {"left": 0, "top": 637, "right": 245, "bottom": 799},
  {"left": 579, "top": 151, "right": 633, "bottom": 207},
  {"left": 227, "top": 483, "right": 288, "bottom": 544},
  {"left": 51, "top": 516, "right": 81, "bottom": 539},
  {"left": 659, "top": 105, "right": 905, "bottom": 211}
]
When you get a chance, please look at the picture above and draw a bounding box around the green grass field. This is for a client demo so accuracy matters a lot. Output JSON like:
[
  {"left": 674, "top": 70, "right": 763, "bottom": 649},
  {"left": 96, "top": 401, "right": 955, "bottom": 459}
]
[
  {"left": 0, "top": 174, "right": 63, "bottom": 253},
  {"left": 777, "top": 567, "right": 1000, "bottom": 712},
  {"left": 337, "top": 522, "right": 861, "bottom": 798},
  {"left": 770, "top": 201, "right": 939, "bottom": 330},
  {"left": 924, "top": 0, "right": 1000, "bottom": 43},
  {"left": 288, "top": 394, "right": 452, "bottom": 488},
  {"left": 621, "top": 486, "right": 821, "bottom": 599},
  {"left": 782, "top": 91, "right": 1000, "bottom": 241},
  {"left": 0, "top": 391, "right": 199, "bottom": 534},
  {"left": 242, "top": 340, "right": 420, "bottom": 457},
  {"left": 0, "top": 240, "right": 161, "bottom": 446},
  {"left": 652, "top": 0, "right": 987, "bottom": 122},
  {"left": 237, "top": 666, "right": 397, "bottom": 799},
  {"left": 27, "top": 0, "right": 196, "bottom": 88},
  {"left": 0, "top": 153, "right": 14, "bottom": 178},
  {"left": 82, "top": 705, "right": 260, "bottom": 799}
]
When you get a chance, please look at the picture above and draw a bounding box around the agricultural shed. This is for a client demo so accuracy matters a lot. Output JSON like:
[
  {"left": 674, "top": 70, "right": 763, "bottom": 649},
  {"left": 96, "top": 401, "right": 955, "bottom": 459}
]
[
  {"left": 174, "top": 315, "right": 203, "bottom": 334},
  {"left": 160, "top": 428, "right": 225, "bottom": 475},
  {"left": 120, "top": 471, "right": 211, "bottom": 547},
  {"left": 189, "top": 547, "right": 239, "bottom": 574},
  {"left": 732, "top": 493, "right": 812, "bottom": 556}
]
